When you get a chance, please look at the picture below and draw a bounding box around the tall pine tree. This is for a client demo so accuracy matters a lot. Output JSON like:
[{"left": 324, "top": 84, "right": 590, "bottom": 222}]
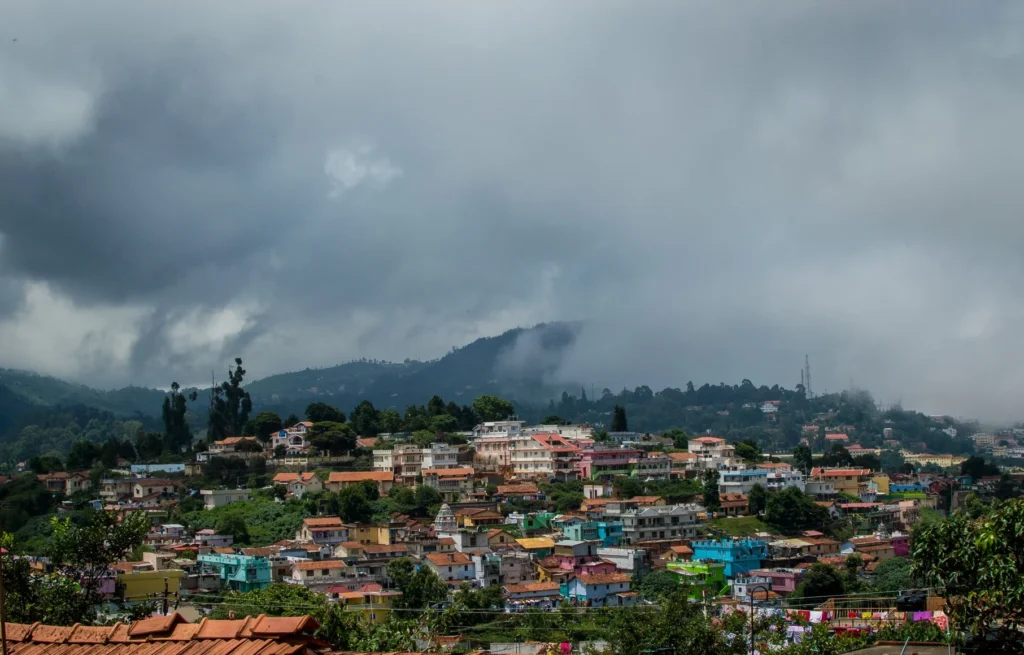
[
  {"left": 208, "top": 358, "right": 253, "bottom": 441},
  {"left": 162, "top": 382, "right": 197, "bottom": 452},
  {"left": 611, "top": 405, "right": 628, "bottom": 432}
]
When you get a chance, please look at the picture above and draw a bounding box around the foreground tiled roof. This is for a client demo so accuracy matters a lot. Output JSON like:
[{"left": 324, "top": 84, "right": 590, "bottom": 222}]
[{"left": 3, "top": 613, "right": 321, "bottom": 655}]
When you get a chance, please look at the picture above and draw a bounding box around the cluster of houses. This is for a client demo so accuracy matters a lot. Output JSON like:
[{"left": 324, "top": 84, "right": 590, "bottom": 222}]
[{"left": 21, "top": 415, "right": 1014, "bottom": 630}]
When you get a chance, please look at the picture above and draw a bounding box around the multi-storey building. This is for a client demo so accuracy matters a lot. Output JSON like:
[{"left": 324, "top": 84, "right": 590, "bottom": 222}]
[
  {"left": 421, "top": 467, "right": 474, "bottom": 502},
  {"left": 295, "top": 517, "right": 348, "bottom": 546},
  {"left": 424, "top": 552, "right": 476, "bottom": 585},
  {"left": 719, "top": 470, "right": 769, "bottom": 495},
  {"left": 691, "top": 539, "right": 769, "bottom": 578},
  {"left": 271, "top": 472, "right": 323, "bottom": 498},
  {"left": 272, "top": 422, "right": 314, "bottom": 455},
  {"left": 197, "top": 553, "right": 271, "bottom": 592},
  {"left": 618, "top": 504, "right": 703, "bottom": 544},
  {"left": 688, "top": 437, "right": 737, "bottom": 469},
  {"left": 373, "top": 443, "right": 459, "bottom": 486},
  {"left": 809, "top": 468, "right": 873, "bottom": 497},
  {"left": 576, "top": 449, "right": 643, "bottom": 481},
  {"left": 510, "top": 434, "right": 580, "bottom": 480}
]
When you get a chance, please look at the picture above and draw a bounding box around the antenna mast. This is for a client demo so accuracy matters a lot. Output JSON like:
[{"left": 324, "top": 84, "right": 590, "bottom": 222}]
[{"left": 804, "top": 355, "right": 813, "bottom": 398}]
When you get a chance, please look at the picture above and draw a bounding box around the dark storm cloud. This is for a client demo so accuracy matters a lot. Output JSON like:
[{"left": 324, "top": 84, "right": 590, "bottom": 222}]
[{"left": 1, "top": 1, "right": 1024, "bottom": 419}]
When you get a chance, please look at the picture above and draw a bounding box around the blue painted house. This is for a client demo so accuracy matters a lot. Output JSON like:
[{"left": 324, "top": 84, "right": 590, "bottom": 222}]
[
  {"left": 562, "top": 572, "right": 636, "bottom": 607},
  {"left": 691, "top": 539, "right": 768, "bottom": 578},
  {"left": 197, "top": 553, "right": 271, "bottom": 591}
]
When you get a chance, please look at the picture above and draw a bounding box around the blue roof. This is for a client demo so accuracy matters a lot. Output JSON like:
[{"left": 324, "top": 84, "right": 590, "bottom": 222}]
[{"left": 721, "top": 470, "right": 769, "bottom": 477}]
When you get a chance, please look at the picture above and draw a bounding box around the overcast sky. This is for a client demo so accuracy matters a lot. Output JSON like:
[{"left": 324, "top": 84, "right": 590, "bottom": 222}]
[{"left": 2, "top": 1, "right": 1024, "bottom": 420}]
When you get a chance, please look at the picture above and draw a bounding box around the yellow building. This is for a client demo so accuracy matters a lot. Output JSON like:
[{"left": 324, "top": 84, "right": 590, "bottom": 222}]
[
  {"left": 350, "top": 524, "right": 391, "bottom": 545},
  {"left": 113, "top": 562, "right": 184, "bottom": 602},
  {"left": 335, "top": 589, "right": 401, "bottom": 624},
  {"left": 871, "top": 475, "right": 891, "bottom": 495},
  {"left": 812, "top": 468, "right": 872, "bottom": 497},
  {"left": 900, "top": 452, "right": 966, "bottom": 469}
]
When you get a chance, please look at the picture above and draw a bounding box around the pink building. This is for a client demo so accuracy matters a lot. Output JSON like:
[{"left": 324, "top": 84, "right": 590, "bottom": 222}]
[
  {"left": 890, "top": 534, "right": 910, "bottom": 557},
  {"left": 577, "top": 449, "right": 643, "bottom": 481},
  {"left": 749, "top": 569, "right": 802, "bottom": 595}
]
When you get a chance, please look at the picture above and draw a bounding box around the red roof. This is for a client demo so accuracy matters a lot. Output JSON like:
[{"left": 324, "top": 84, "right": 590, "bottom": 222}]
[
  {"left": 302, "top": 516, "right": 345, "bottom": 528},
  {"left": 504, "top": 581, "right": 560, "bottom": 594},
  {"left": 577, "top": 573, "right": 631, "bottom": 585},
  {"left": 3, "top": 613, "right": 320, "bottom": 654},
  {"left": 327, "top": 471, "right": 393, "bottom": 483},
  {"left": 426, "top": 552, "right": 472, "bottom": 567}
]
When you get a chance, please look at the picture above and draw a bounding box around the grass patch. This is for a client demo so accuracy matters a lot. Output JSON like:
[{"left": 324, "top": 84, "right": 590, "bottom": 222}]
[{"left": 706, "top": 516, "right": 772, "bottom": 537}]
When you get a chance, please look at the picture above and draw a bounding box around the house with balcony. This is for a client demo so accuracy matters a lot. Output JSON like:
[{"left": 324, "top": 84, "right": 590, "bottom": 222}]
[
  {"left": 719, "top": 470, "right": 769, "bottom": 495},
  {"left": 271, "top": 422, "right": 314, "bottom": 455},
  {"left": 577, "top": 449, "right": 643, "bottom": 481},
  {"left": 326, "top": 471, "right": 394, "bottom": 496},
  {"left": 133, "top": 479, "right": 178, "bottom": 501},
  {"left": 195, "top": 529, "right": 234, "bottom": 548},
  {"left": 562, "top": 573, "right": 636, "bottom": 607},
  {"left": 691, "top": 539, "right": 769, "bottom": 578},
  {"left": 332, "top": 585, "right": 402, "bottom": 624},
  {"left": 197, "top": 552, "right": 271, "bottom": 591},
  {"left": 271, "top": 472, "right": 323, "bottom": 498},
  {"left": 38, "top": 472, "right": 92, "bottom": 496},
  {"left": 296, "top": 517, "right": 349, "bottom": 546},
  {"left": 809, "top": 468, "right": 873, "bottom": 498},
  {"left": 766, "top": 468, "right": 806, "bottom": 493},
  {"left": 422, "top": 467, "right": 474, "bottom": 502},
  {"left": 732, "top": 575, "right": 777, "bottom": 602},
  {"left": 558, "top": 518, "right": 624, "bottom": 547},
  {"left": 619, "top": 504, "right": 703, "bottom": 544},
  {"left": 511, "top": 434, "right": 580, "bottom": 480},
  {"left": 99, "top": 478, "right": 135, "bottom": 502},
  {"left": 288, "top": 560, "right": 349, "bottom": 590},
  {"left": 667, "top": 452, "right": 700, "bottom": 478},
  {"left": 200, "top": 488, "right": 251, "bottom": 510},
  {"left": 425, "top": 551, "right": 476, "bottom": 586},
  {"left": 504, "top": 582, "right": 562, "bottom": 611},
  {"left": 687, "top": 437, "right": 737, "bottom": 469}
]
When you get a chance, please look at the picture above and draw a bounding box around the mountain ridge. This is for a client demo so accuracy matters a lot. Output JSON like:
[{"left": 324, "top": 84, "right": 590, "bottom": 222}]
[{"left": 0, "top": 322, "right": 583, "bottom": 422}]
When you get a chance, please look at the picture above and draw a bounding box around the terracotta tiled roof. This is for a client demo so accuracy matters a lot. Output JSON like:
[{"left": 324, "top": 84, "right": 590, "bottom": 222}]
[
  {"left": 496, "top": 484, "right": 539, "bottom": 494},
  {"left": 504, "top": 581, "right": 561, "bottom": 594},
  {"left": 3, "top": 613, "right": 321, "bottom": 655},
  {"left": 426, "top": 552, "right": 472, "bottom": 566},
  {"left": 327, "top": 471, "right": 393, "bottom": 483},
  {"left": 294, "top": 560, "right": 346, "bottom": 571},
  {"left": 302, "top": 517, "right": 345, "bottom": 528},
  {"left": 273, "top": 472, "right": 318, "bottom": 484},
  {"left": 361, "top": 544, "right": 409, "bottom": 555}
]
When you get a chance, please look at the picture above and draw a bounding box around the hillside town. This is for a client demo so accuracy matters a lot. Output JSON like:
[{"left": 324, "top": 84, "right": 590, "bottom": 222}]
[{"left": 7, "top": 401, "right": 1022, "bottom": 654}]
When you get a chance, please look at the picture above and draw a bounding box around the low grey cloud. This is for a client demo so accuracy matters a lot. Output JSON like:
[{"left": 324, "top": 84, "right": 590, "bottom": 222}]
[{"left": 1, "top": 1, "right": 1023, "bottom": 420}]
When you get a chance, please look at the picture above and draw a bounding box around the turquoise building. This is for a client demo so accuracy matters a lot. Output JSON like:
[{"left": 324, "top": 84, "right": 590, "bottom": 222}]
[
  {"left": 560, "top": 519, "right": 624, "bottom": 547},
  {"left": 197, "top": 553, "right": 272, "bottom": 591},
  {"left": 691, "top": 539, "right": 768, "bottom": 578}
]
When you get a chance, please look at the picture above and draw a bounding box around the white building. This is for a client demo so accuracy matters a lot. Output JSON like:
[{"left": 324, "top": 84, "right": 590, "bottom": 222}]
[
  {"left": 760, "top": 401, "right": 781, "bottom": 414},
  {"left": 688, "top": 437, "right": 738, "bottom": 469},
  {"left": 199, "top": 488, "right": 251, "bottom": 510},
  {"left": 424, "top": 552, "right": 476, "bottom": 584},
  {"left": 272, "top": 422, "right": 314, "bottom": 454},
  {"left": 766, "top": 469, "right": 805, "bottom": 493},
  {"left": 374, "top": 443, "right": 460, "bottom": 486},
  {"left": 510, "top": 434, "right": 580, "bottom": 480},
  {"left": 719, "top": 470, "right": 770, "bottom": 495},
  {"left": 473, "top": 421, "right": 526, "bottom": 437},
  {"left": 618, "top": 504, "right": 704, "bottom": 544},
  {"left": 526, "top": 424, "right": 593, "bottom": 440}
]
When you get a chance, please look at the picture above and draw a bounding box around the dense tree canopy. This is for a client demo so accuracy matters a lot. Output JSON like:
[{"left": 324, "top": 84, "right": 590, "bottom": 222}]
[
  {"left": 913, "top": 498, "right": 1024, "bottom": 652},
  {"left": 208, "top": 358, "right": 253, "bottom": 441},
  {"left": 764, "top": 487, "right": 831, "bottom": 534}
]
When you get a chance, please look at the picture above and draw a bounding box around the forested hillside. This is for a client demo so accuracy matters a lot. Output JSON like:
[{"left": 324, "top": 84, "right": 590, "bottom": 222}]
[{"left": 0, "top": 322, "right": 983, "bottom": 464}]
